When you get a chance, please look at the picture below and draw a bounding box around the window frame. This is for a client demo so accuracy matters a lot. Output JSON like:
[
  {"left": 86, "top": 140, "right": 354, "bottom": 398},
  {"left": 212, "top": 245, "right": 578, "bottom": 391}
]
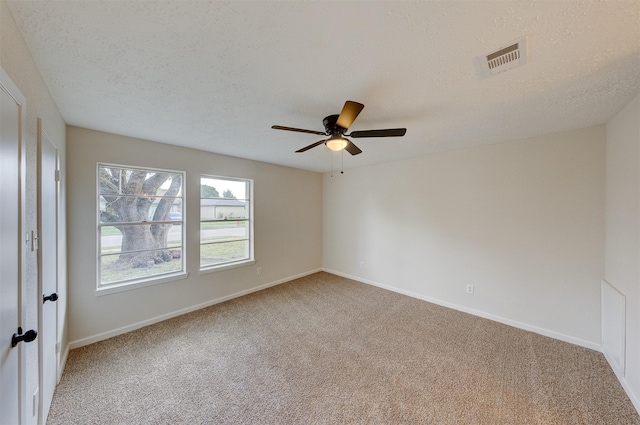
[
  {"left": 199, "top": 174, "right": 254, "bottom": 273},
  {"left": 96, "top": 162, "right": 186, "bottom": 294}
]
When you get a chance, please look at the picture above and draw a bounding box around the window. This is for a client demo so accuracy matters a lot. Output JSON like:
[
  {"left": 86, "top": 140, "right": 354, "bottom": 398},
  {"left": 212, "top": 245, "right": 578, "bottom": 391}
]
[
  {"left": 98, "top": 164, "right": 185, "bottom": 290},
  {"left": 200, "top": 175, "right": 253, "bottom": 270}
]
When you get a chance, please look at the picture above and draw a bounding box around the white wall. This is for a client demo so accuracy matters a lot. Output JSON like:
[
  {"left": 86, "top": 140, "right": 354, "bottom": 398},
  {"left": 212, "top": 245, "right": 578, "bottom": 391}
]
[
  {"left": 323, "top": 126, "right": 605, "bottom": 348},
  {"left": 605, "top": 94, "right": 640, "bottom": 410},
  {"left": 1, "top": 1, "right": 67, "bottom": 423},
  {"left": 66, "top": 126, "right": 322, "bottom": 345}
]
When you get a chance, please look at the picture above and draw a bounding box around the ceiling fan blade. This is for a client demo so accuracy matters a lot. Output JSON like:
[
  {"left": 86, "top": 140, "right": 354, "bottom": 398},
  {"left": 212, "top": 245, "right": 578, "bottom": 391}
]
[
  {"left": 349, "top": 128, "right": 407, "bottom": 138},
  {"left": 295, "top": 139, "right": 327, "bottom": 153},
  {"left": 336, "top": 101, "right": 365, "bottom": 130},
  {"left": 272, "top": 125, "right": 327, "bottom": 136},
  {"left": 344, "top": 141, "right": 362, "bottom": 156}
]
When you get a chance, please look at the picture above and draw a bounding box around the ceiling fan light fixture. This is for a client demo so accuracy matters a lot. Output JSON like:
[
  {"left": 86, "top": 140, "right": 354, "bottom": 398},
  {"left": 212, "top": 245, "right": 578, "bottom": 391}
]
[{"left": 326, "top": 135, "right": 349, "bottom": 151}]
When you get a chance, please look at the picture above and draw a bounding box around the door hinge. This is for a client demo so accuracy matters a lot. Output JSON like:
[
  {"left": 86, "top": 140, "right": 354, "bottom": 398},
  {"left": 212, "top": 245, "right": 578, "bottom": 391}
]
[{"left": 55, "top": 169, "right": 60, "bottom": 182}]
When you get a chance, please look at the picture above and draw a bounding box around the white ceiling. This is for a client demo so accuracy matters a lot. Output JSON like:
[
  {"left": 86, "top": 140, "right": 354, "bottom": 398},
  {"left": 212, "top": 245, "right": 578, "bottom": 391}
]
[{"left": 7, "top": 1, "right": 640, "bottom": 173}]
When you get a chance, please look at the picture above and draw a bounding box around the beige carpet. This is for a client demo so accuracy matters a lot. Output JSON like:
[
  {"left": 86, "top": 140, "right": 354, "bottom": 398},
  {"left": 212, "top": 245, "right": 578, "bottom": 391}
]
[{"left": 48, "top": 272, "right": 639, "bottom": 424}]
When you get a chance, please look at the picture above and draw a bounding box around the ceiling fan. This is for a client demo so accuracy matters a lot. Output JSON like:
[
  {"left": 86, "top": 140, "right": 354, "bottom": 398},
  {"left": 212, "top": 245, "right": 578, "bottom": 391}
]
[{"left": 272, "top": 101, "right": 406, "bottom": 155}]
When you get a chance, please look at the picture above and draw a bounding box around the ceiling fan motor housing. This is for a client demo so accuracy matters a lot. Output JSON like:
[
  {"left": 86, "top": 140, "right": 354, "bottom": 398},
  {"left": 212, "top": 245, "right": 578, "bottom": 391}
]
[{"left": 323, "top": 115, "right": 346, "bottom": 135}]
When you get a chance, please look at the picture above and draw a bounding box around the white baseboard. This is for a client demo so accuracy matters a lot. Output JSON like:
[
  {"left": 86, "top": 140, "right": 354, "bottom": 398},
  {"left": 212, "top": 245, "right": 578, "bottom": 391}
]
[
  {"left": 603, "top": 345, "right": 640, "bottom": 415},
  {"left": 58, "top": 345, "right": 69, "bottom": 384},
  {"left": 601, "top": 280, "right": 626, "bottom": 374},
  {"left": 323, "top": 268, "right": 602, "bottom": 352},
  {"left": 68, "top": 268, "right": 322, "bottom": 350}
]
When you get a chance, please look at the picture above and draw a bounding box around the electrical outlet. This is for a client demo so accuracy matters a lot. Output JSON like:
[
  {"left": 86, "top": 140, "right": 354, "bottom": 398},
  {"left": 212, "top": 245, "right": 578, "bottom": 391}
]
[
  {"left": 257, "top": 267, "right": 262, "bottom": 275},
  {"left": 466, "top": 284, "right": 474, "bottom": 294}
]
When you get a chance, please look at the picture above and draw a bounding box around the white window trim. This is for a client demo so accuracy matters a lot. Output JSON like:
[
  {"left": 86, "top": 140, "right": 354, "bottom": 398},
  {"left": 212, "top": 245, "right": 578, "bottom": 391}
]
[
  {"left": 96, "top": 271, "right": 189, "bottom": 296},
  {"left": 97, "top": 162, "right": 186, "bottom": 293},
  {"left": 199, "top": 174, "right": 254, "bottom": 272},
  {"left": 199, "top": 259, "right": 255, "bottom": 275}
]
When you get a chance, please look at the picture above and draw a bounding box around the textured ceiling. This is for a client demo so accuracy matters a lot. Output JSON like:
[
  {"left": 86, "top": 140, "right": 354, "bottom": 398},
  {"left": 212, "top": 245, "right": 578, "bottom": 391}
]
[{"left": 6, "top": 1, "right": 640, "bottom": 173}]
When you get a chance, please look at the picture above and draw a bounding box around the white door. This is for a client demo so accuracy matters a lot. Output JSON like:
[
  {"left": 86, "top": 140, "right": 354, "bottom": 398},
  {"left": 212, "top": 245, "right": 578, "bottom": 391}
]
[
  {"left": 38, "top": 119, "right": 59, "bottom": 424},
  {"left": 0, "top": 68, "right": 25, "bottom": 425}
]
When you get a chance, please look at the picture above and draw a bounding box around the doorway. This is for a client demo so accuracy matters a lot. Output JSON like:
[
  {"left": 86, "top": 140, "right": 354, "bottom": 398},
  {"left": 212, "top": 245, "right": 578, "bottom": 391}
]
[
  {"left": 0, "top": 66, "right": 27, "bottom": 424},
  {"left": 38, "top": 118, "right": 60, "bottom": 424}
]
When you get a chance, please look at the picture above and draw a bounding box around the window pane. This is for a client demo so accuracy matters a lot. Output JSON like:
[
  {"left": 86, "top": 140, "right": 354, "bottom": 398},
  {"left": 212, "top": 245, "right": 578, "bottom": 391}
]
[
  {"left": 200, "top": 221, "right": 248, "bottom": 243},
  {"left": 98, "top": 164, "right": 184, "bottom": 288},
  {"left": 201, "top": 177, "right": 246, "bottom": 200},
  {"left": 200, "top": 199, "right": 248, "bottom": 220},
  {"left": 100, "top": 196, "right": 183, "bottom": 224},
  {"left": 99, "top": 165, "right": 182, "bottom": 224},
  {"left": 100, "top": 224, "right": 182, "bottom": 255},
  {"left": 200, "top": 240, "right": 249, "bottom": 268},
  {"left": 200, "top": 175, "right": 252, "bottom": 270},
  {"left": 99, "top": 167, "right": 182, "bottom": 196},
  {"left": 101, "top": 248, "right": 183, "bottom": 284}
]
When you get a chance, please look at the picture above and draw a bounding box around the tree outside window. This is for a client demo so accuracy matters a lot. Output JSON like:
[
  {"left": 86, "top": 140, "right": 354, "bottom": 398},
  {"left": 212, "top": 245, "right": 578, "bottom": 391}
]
[{"left": 98, "top": 164, "right": 184, "bottom": 287}]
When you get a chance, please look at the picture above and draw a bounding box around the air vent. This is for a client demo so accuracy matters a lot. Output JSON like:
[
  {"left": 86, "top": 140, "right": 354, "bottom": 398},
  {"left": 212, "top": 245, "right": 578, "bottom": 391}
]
[{"left": 476, "top": 36, "right": 528, "bottom": 78}]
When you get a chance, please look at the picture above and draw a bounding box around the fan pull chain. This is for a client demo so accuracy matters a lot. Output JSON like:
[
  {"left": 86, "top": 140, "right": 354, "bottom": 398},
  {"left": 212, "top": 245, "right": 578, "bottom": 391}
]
[
  {"left": 329, "top": 150, "right": 345, "bottom": 177},
  {"left": 330, "top": 151, "right": 334, "bottom": 178}
]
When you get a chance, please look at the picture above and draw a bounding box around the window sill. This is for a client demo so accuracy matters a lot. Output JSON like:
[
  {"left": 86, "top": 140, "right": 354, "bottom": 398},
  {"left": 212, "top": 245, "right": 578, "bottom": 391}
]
[
  {"left": 199, "top": 259, "right": 255, "bottom": 275},
  {"left": 96, "top": 271, "right": 189, "bottom": 296}
]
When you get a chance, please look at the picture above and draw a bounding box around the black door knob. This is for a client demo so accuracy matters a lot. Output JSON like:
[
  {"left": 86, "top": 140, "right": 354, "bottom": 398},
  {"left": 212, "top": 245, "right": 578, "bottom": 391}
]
[
  {"left": 43, "top": 293, "right": 58, "bottom": 304},
  {"left": 11, "top": 327, "right": 37, "bottom": 348}
]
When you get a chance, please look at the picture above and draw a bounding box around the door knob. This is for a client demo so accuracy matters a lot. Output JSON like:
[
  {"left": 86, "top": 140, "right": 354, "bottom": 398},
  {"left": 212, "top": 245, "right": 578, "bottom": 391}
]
[
  {"left": 11, "top": 327, "right": 37, "bottom": 348},
  {"left": 43, "top": 292, "right": 58, "bottom": 304}
]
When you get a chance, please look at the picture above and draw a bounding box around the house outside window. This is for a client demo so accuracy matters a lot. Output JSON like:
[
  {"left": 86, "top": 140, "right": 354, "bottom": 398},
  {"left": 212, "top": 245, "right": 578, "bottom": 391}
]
[
  {"left": 200, "top": 175, "right": 253, "bottom": 271},
  {"left": 98, "top": 163, "right": 185, "bottom": 291}
]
